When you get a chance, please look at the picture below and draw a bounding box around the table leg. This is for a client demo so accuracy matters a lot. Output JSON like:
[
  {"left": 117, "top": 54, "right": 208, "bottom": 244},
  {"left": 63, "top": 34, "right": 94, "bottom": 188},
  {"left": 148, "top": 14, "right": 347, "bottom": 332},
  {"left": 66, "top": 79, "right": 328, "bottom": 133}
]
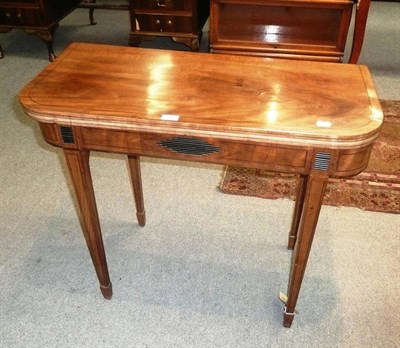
[
  {"left": 288, "top": 174, "right": 308, "bottom": 250},
  {"left": 172, "top": 36, "right": 201, "bottom": 51},
  {"left": 128, "top": 155, "right": 146, "bottom": 227},
  {"left": 88, "top": 0, "right": 97, "bottom": 25},
  {"left": 25, "top": 25, "right": 58, "bottom": 61},
  {"left": 64, "top": 149, "right": 112, "bottom": 299},
  {"left": 283, "top": 173, "right": 328, "bottom": 327}
]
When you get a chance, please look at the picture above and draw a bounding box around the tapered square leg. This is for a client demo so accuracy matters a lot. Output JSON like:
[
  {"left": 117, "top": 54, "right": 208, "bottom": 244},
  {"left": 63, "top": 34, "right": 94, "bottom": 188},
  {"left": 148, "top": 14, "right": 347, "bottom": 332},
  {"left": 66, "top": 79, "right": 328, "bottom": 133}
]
[
  {"left": 64, "top": 149, "right": 112, "bottom": 299},
  {"left": 128, "top": 155, "right": 146, "bottom": 227},
  {"left": 288, "top": 175, "right": 308, "bottom": 250},
  {"left": 283, "top": 173, "right": 328, "bottom": 327}
]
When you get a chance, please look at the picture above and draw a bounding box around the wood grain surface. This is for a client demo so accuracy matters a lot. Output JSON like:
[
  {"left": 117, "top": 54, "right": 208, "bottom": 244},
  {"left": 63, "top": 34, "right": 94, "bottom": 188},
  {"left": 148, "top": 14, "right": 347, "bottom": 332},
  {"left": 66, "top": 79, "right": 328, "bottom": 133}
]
[{"left": 19, "top": 42, "right": 383, "bottom": 148}]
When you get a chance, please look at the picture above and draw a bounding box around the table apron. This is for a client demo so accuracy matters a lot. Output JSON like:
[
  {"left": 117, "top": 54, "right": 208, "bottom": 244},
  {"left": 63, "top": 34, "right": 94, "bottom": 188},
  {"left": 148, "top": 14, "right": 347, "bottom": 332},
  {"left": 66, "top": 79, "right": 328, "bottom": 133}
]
[{"left": 40, "top": 122, "right": 374, "bottom": 177}]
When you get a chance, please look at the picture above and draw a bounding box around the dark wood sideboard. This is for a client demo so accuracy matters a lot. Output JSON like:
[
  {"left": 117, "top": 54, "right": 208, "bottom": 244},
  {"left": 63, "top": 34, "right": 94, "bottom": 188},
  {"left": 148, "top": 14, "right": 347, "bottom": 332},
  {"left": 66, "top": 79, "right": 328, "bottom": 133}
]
[
  {"left": 128, "top": 0, "right": 210, "bottom": 51},
  {"left": 0, "top": 0, "right": 82, "bottom": 60},
  {"left": 210, "top": 0, "right": 371, "bottom": 63}
]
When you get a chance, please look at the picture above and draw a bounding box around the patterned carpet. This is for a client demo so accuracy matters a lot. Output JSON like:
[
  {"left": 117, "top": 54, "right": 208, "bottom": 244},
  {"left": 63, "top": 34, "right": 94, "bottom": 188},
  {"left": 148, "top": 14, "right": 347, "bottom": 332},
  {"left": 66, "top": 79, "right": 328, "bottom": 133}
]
[{"left": 219, "top": 100, "right": 400, "bottom": 214}]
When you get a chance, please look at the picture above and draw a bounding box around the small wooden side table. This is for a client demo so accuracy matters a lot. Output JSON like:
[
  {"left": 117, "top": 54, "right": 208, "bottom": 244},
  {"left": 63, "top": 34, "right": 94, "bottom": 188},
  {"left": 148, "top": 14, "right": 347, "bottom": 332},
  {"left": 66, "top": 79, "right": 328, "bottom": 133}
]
[
  {"left": 19, "top": 43, "right": 383, "bottom": 327},
  {"left": 128, "top": 0, "right": 210, "bottom": 51}
]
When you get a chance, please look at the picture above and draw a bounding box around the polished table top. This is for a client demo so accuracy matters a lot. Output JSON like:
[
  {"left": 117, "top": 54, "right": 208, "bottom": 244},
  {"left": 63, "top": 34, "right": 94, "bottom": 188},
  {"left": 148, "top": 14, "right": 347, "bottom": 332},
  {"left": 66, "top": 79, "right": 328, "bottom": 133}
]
[{"left": 20, "top": 42, "right": 383, "bottom": 148}]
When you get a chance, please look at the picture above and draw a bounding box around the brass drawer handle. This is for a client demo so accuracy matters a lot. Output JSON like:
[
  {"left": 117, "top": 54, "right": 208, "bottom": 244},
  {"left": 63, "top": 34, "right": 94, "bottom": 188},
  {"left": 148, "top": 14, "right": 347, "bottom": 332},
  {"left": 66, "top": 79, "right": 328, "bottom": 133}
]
[
  {"left": 156, "top": 0, "right": 167, "bottom": 7},
  {"left": 155, "top": 19, "right": 163, "bottom": 31}
]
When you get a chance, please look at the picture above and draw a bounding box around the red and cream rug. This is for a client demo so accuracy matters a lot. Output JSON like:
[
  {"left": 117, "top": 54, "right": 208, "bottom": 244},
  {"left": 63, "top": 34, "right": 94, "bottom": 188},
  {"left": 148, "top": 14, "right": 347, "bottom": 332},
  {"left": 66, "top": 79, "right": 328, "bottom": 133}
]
[{"left": 219, "top": 100, "right": 400, "bottom": 214}]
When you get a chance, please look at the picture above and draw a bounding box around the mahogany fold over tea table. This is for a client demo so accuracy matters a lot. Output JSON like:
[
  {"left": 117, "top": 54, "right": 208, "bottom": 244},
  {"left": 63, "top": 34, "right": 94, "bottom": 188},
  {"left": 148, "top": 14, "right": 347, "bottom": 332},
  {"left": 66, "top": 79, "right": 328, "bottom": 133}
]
[{"left": 19, "top": 43, "right": 383, "bottom": 327}]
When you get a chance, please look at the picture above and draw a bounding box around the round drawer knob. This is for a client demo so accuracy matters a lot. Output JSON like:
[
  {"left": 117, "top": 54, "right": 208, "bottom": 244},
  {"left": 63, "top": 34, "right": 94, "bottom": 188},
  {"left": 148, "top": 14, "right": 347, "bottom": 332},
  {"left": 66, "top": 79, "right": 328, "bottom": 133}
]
[
  {"left": 155, "top": 19, "right": 160, "bottom": 25},
  {"left": 167, "top": 20, "right": 172, "bottom": 25}
]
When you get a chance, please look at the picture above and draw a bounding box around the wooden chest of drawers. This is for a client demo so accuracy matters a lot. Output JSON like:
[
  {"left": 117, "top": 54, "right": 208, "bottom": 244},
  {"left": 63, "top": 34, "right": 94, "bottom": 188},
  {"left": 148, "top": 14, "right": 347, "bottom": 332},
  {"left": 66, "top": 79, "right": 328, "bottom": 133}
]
[
  {"left": 128, "top": 0, "right": 210, "bottom": 51},
  {"left": 0, "top": 0, "right": 81, "bottom": 60},
  {"left": 209, "top": 0, "right": 368, "bottom": 62}
]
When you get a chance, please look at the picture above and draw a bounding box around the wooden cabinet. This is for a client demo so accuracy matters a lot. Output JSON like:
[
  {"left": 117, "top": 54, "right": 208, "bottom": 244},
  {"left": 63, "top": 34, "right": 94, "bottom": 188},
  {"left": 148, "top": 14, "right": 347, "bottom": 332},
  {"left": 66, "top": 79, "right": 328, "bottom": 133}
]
[
  {"left": 128, "top": 0, "right": 210, "bottom": 51},
  {"left": 0, "top": 0, "right": 81, "bottom": 60},
  {"left": 210, "top": 0, "right": 369, "bottom": 63}
]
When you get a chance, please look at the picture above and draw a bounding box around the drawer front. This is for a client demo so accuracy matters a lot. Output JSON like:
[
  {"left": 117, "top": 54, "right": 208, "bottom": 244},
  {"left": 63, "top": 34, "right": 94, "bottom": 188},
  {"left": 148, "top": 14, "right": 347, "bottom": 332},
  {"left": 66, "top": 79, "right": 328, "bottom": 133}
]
[
  {"left": 133, "top": 0, "right": 190, "bottom": 11},
  {"left": 39, "top": 122, "right": 309, "bottom": 172},
  {"left": 141, "top": 134, "right": 308, "bottom": 172},
  {"left": 40, "top": 124, "right": 309, "bottom": 173},
  {"left": 0, "top": 8, "right": 43, "bottom": 26},
  {"left": 136, "top": 14, "right": 192, "bottom": 33}
]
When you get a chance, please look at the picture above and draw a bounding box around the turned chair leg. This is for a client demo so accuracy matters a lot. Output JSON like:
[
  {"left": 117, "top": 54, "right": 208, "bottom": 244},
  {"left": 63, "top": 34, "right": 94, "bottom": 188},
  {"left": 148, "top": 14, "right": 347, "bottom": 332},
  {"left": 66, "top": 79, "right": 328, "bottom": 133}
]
[{"left": 88, "top": 0, "right": 97, "bottom": 25}]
